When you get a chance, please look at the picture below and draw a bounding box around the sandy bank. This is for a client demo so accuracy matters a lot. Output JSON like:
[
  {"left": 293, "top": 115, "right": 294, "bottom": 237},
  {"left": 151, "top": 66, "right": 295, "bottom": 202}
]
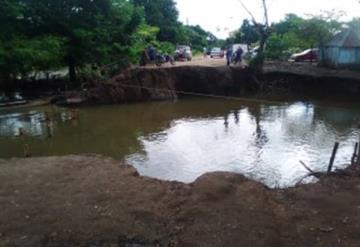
[{"left": 1, "top": 155, "right": 360, "bottom": 246}]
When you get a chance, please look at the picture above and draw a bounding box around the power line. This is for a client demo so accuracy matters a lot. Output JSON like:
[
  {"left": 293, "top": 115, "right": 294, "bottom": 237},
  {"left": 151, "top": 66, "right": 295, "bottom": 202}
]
[
  {"left": 117, "top": 82, "right": 360, "bottom": 112},
  {"left": 118, "top": 82, "right": 280, "bottom": 104}
]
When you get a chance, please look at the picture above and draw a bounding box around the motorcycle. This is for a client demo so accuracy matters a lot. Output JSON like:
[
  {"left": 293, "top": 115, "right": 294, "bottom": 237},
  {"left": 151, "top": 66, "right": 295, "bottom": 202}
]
[{"left": 155, "top": 54, "right": 176, "bottom": 66}]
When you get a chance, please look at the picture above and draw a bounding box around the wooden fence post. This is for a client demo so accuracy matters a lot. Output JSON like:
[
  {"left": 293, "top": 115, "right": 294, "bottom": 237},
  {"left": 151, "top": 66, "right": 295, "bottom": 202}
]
[
  {"left": 352, "top": 142, "right": 358, "bottom": 165},
  {"left": 23, "top": 144, "right": 32, "bottom": 158},
  {"left": 357, "top": 137, "right": 360, "bottom": 165},
  {"left": 328, "top": 142, "right": 339, "bottom": 173}
]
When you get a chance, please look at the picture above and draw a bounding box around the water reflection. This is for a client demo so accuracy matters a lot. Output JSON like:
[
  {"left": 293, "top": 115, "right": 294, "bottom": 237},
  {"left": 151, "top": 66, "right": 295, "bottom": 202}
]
[
  {"left": 0, "top": 99, "right": 359, "bottom": 188},
  {"left": 223, "top": 114, "right": 229, "bottom": 129},
  {"left": 126, "top": 101, "right": 360, "bottom": 188},
  {"left": 233, "top": 110, "right": 239, "bottom": 124},
  {"left": 0, "top": 92, "right": 23, "bottom": 102}
]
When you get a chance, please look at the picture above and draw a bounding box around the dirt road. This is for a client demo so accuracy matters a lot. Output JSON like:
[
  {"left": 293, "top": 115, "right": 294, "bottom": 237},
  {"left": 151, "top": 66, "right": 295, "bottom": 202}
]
[
  {"left": 144, "top": 56, "right": 233, "bottom": 68},
  {"left": 1, "top": 155, "right": 360, "bottom": 246},
  {"left": 145, "top": 57, "right": 360, "bottom": 81}
]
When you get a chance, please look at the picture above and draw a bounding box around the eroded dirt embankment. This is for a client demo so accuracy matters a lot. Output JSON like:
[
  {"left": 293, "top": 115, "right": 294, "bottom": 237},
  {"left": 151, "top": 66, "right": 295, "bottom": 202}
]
[
  {"left": 81, "top": 66, "right": 256, "bottom": 105},
  {"left": 79, "top": 64, "right": 360, "bottom": 105},
  {"left": 3, "top": 62, "right": 360, "bottom": 107},
  {"left": 1, "top": 155, "right": 360, "bottom": 247}
]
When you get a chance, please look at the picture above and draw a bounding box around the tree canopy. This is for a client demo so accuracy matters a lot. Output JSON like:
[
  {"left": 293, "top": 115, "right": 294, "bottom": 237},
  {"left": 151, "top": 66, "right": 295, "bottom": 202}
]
[
  {"left": 132, "top": 0, "right": 181, "bottom": 43},
  {"left": 0, "top": 0, "right": 146, "bottom": 81},
  {"left": 228, "top": 11, "right": 351, "bottom": 61},
  {"left": 2, "top": 0, "right": 354, "bottom": 82},
  {"left": 266, "top": 13, "right": 344, "bottom": 60},
  {"left": 0, "top": 0, "right": 220, "bottom": 83}
]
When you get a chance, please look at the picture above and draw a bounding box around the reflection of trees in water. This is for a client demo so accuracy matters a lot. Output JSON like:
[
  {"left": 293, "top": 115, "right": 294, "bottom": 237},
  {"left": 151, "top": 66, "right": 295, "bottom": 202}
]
[
  {"left": 245, "top": 104, "right": 284, "bottom": 187},
  {"left": 234, "top": 110, "right": 239, "bottom": 124},
  {"left": 247, "top": 104, "right": 269, "bottom": 149},
  {"left": 0, "top": 112, "right": 44, "bottom": 137},
  {"left": 254, "top": 102, "right": 317, "bottom": 144},
  {"left": 254, "top": 124, "right": 269, "bottom": 147},
  {"left": 283, "top": 103, "right": 315, "bottom": 140},
  {"left": 313, "top": 106, "right": 360, "bottom": 135},
  {"left": 221, "top": 105, "right": 270, "bottom": 149},
  {"left": 224, "top": 115, "right": 229, "bottom": 129},
  {"left": 271, "top": 102, "right": 359, "bottom": 145},
  {"left": 45, "top": 122, "right": 53, "bottom": 138},
  {"left": 0, "top": 110, "right": 75, "bottom": 139},
  {"left": 243, "top": 104, "right": 275, "bottom": 183},
  {"left": 223, "top": 110, "right": 240, "bottom": 129}
]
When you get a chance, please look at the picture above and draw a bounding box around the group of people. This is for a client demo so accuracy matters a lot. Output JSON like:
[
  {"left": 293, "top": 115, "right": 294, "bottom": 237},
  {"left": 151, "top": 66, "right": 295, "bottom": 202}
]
[
  {"left": 226, "top": 47, "right": 243, "bottom": 66},
  {"left": 142, "top": 45, "right": 244, "bottom": 67},
  {"left": 140, "top": 46, "right": 176, "bottom": 66},
  {"left": 203, "top": 46, "right": 244, "bottom": 66}
]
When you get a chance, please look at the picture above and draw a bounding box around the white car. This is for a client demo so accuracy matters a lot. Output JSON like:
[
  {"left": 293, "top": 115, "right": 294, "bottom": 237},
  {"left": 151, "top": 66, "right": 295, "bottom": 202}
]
[
  {"left": 175, "top": 45, "right": 192, "bottom": 61},
  {"left": 210, "top": 47, "right": 224, "bottom": 58}
]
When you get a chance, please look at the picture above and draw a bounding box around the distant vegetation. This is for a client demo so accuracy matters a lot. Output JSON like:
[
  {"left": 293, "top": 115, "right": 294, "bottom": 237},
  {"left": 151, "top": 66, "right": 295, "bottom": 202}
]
[
  {"left": 227, "top": 12, "right": 360, "bottom": 60},
  {"left": 1, "top": 0, "right": 360, "bottom": 83},
  {"left": 0, "top": 0, "right": 222, "bottom": 83}
]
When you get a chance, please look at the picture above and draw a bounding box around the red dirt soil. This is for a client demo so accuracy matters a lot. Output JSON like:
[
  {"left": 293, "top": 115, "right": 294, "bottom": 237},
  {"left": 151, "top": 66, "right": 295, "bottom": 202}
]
[{"left": 1, "top": 155, "right": 360, "bottom": 247}]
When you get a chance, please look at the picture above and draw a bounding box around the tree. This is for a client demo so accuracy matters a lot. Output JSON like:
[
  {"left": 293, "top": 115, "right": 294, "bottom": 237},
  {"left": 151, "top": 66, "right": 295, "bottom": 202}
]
[
  {"left": 180, "top": 25, "right": 218, "bottom": 51},
  {"left": 272, "top": 14, "right": 303, "bottom": 35},
  {"left": 131, "top": 0, "right": 182, "bottom": 43},
  {"left": 226, "top": 19, "right": 260, "bottom": 47},
  {"left": 0, "top": 36, "right": 66, "bottom": 79},
  {"left": 0, "top": 0, "right": 143, "bottom": 83},
  {"left": 240, "top": 19, "right": 260, "bottom": 45},
  {"left": 0, "top": 1, "right": 66, "bottom": 80},
  {"left": 299, "top": 19, "right": 336, "bottom": 47},
  {"left": 237, "top": 0, "right": 271, "bottom": 71},
  {"left": 0, "top": 0, "right": 219, "bottom": 84},
  {"left": 129, "top": 24, "right": 163, "bottom": 60},
  {"left": 347, "top": 18, "right": 360, "bottom": 30},
  {"left": 302, "top": 10, "right": 343, "bottom": 47},
  {"left": 264, "top": 12, "right": 343, "bottom": 60}
]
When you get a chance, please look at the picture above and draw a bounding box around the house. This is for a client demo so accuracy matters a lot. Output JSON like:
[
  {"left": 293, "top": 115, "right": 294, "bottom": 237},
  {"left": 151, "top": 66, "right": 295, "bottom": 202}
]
[{"left": 320, "top": 29, "right": 360, "bottom": 69}]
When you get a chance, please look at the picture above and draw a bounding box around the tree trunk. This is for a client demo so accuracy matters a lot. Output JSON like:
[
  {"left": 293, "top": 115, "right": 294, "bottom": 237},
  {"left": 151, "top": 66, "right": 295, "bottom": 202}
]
[
  {"left": 259, "top": 36, "right": 266, "bottom": 53},
  {"left": 238, "top": 0, "right": 270, "bottom": 73},
  {"left": 250, "top": 32, "right": 268, "bottom": 74}
]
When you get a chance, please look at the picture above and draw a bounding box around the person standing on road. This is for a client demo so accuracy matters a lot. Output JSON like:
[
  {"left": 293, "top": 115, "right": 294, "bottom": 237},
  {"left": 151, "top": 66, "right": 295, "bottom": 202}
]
[
  {"left": 234, "top": 47, "right": 243, "bottom": 66},
  {"left": 148, "top": 46, "right": 156, "bottom": 61},
  {"left": 226, "top": 47, "right": 233, "bottom": 66},
  {"left": 203, "top": 47, "right": 207, "bottom": 58}
]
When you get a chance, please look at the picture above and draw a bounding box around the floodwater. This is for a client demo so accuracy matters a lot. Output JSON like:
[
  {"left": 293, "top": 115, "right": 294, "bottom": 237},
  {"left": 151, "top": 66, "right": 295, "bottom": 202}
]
[{"left": 0, "top": 97, "right": 359, "bottom": 187}]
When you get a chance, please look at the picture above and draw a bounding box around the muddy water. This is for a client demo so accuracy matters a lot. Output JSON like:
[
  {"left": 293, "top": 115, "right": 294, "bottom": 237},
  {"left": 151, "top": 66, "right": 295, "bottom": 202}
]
[{"left": 0, "top": 98, "right": 359, "bottom": 187}]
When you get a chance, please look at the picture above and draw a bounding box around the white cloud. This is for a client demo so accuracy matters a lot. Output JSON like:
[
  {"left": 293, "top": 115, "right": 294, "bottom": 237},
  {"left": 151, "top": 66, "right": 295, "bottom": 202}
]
[{"left": 175, "top": 0, "right": 360, "bottom": 38}]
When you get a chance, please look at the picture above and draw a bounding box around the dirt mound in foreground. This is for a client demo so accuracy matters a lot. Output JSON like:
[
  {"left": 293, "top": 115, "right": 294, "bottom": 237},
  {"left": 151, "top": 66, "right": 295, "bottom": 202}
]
[{"left": 1, "top": 155, "right": 360, "bottom": 247}]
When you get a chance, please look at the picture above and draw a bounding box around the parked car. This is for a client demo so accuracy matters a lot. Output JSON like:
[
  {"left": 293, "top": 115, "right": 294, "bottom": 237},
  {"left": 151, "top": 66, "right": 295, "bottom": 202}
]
[
  {"left": 290, "top": 49, "right": 319, "bottom": 62},
  {"left": 175, "top": 45, "right": 192, "bottom": 61},
  {"left": 210, "top": 47, "right": 224, "bottom": 58}
]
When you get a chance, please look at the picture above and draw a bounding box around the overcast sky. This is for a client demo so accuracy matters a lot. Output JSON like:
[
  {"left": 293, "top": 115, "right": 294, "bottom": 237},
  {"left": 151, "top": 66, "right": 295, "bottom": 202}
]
[{"left": 175, "top": 0, "right": 360, "bottom": 38}]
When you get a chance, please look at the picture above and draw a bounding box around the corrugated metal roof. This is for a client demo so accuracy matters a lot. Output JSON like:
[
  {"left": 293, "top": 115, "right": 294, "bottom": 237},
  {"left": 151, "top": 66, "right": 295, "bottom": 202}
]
[{"left": 325, "top": 29, "right": 360, "bottom": 48}]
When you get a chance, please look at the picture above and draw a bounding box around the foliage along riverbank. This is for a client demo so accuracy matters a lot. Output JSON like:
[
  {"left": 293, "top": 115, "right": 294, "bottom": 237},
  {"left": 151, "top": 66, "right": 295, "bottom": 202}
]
[{"left": 0, "top": 0, "right": 222, "bottom": 84}]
